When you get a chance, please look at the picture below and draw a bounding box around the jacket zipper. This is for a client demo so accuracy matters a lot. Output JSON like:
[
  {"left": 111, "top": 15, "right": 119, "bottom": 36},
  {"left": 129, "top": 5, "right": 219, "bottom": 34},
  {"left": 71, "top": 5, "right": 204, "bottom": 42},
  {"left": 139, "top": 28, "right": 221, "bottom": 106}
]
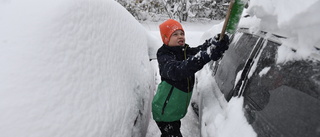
[
  {"left": 184, "top": 46, "right": 191, "bottom": 113},
  {"left": 161, "top": 85, "right": 175, "bottom": 115},
  {"left": 183, "top": 46, "right": 190, "bottom": 93}
]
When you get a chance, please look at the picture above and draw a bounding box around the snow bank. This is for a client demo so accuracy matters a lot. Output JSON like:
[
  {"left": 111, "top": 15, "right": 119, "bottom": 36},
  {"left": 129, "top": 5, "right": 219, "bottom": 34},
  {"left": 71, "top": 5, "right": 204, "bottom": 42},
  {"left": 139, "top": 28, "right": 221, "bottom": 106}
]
[
  {"left": 244, "top": 0, "right": 320, "bottom": 62},
  {"left": 0, "top": 0, "right": 154, "bottom": 137}
]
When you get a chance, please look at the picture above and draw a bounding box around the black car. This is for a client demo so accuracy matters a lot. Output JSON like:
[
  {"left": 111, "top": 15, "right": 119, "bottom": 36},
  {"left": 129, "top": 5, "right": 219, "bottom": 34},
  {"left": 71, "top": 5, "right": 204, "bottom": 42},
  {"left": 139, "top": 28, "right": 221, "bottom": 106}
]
[{"left": 213, "top": 28, "right": 320, "bottom": 137}]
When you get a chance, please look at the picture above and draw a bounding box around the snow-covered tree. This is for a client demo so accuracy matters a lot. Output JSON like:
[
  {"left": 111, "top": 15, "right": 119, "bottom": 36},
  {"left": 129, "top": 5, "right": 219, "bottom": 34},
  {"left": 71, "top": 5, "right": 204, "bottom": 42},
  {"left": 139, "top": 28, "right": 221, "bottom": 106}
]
[{"left": 115, "top": 0, "right": 230, "bottom": 21}]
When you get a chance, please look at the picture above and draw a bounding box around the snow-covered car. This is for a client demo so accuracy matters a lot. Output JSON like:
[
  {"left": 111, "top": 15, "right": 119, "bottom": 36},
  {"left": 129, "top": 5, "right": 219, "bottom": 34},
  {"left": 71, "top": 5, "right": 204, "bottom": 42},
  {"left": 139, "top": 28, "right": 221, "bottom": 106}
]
[
  {"left": 0, "top": 0, "right": 155, "bottom": 137},
  {"left": 214, "top": 28, "right": 320, "bottom": 137},
  {"left": 197, "top": 1, "right": 320, "bottom": 136}
]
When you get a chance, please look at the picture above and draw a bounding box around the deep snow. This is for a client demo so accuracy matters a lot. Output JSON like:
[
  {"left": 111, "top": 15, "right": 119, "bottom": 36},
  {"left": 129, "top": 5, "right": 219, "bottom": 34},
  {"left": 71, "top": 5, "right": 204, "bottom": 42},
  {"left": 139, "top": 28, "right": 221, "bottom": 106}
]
[{"left": 243, "top": 0, "right": 320, "bottom": 62}]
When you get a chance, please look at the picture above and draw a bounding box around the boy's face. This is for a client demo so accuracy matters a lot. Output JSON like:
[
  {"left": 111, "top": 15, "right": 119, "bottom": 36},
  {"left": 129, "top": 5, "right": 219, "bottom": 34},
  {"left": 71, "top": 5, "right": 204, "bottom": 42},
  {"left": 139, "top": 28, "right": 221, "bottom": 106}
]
[{"left": 168, "top": 30, "right": 185, "bottom": 47}]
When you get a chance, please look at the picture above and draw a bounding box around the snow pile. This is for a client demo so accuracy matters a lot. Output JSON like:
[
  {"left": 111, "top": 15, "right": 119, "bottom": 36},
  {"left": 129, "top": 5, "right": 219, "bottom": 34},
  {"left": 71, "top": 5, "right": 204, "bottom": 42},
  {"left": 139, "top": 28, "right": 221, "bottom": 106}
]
[
  {"left": 243, "top": 0, "right": 320, "bottom": 62},
  {"left": 0, "top": 0, "right": 154, "bottom": 137},
  {"left": 211, "top": 97, "right": 256, "bottom": 137},
  {"left": 196, "top": 66, "right": 256, "bottom": 137}
]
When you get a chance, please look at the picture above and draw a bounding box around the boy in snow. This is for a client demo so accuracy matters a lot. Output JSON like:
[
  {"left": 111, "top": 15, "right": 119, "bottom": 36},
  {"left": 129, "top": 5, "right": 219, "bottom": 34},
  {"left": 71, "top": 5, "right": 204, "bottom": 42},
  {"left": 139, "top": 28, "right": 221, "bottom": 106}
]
[{"left": 152, "top": 19, "right": 230, "bottom": 137}]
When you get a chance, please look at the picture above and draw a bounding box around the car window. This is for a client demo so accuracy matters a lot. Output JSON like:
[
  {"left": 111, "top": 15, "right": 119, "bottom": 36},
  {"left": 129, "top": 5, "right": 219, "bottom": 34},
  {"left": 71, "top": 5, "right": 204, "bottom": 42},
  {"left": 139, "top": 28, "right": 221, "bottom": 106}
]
[{"left": 214, "top": 30, "right": 320, "bottom": 137}]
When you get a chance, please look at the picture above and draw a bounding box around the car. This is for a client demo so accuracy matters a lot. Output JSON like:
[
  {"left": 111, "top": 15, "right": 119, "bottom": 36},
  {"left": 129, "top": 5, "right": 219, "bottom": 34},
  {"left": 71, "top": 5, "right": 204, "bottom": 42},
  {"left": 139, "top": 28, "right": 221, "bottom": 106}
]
[{"left": 213, "top": 28, "right": 320, "bottom": 137}]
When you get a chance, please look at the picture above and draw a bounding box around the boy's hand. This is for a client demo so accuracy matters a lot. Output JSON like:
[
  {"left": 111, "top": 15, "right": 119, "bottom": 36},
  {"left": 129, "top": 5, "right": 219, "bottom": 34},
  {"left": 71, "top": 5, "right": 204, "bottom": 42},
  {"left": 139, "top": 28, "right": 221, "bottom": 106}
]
[
  {"left": 214, "top": 34, "right": 230, "bottom": 50},
  {"left": 210, "top": 34, "right": 230, "bottom": 61}
]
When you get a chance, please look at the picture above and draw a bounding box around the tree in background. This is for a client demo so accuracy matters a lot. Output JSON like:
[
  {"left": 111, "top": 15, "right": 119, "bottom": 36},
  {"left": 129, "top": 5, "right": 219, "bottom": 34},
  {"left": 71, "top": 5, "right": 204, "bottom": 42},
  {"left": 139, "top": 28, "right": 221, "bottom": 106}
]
[{"left": 115, "top": 0, "right": 229, "bottom": 22}]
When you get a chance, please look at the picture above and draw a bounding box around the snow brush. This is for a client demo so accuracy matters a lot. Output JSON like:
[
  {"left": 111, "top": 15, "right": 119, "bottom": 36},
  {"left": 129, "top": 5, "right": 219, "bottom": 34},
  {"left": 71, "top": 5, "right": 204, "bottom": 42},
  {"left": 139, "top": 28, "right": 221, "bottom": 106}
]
[{"left": 219, "top": 0, "right": 247, "bottom": 41}]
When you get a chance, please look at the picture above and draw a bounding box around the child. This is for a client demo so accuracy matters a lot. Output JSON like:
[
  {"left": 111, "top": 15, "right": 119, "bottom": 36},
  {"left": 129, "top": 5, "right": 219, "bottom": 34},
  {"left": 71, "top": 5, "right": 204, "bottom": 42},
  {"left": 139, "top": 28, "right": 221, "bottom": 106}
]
[{"left": 151, "top": 19, "right": 230, "bottom": 137}]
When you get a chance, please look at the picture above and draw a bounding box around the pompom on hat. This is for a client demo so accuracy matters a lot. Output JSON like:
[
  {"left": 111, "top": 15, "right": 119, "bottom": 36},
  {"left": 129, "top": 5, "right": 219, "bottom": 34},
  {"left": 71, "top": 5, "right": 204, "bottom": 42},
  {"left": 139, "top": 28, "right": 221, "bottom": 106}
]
[{"left": 159, "top": 19, "right": 184, "bottom": 45}]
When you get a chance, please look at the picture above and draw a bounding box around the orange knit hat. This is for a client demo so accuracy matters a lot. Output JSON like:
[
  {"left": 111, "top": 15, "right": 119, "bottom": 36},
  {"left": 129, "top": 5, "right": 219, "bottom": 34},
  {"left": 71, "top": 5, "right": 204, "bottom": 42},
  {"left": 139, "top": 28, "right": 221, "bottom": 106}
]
[{"left": 159, "top": 19, "right": 184, "bottom": 45}]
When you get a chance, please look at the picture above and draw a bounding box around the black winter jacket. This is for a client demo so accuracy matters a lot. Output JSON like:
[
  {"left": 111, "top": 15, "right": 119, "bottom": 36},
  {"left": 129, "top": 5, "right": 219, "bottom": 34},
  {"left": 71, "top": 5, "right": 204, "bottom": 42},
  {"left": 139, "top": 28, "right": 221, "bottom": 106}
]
[{"left": 157, "top": 44, "right": 211, "bottom": 93}]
